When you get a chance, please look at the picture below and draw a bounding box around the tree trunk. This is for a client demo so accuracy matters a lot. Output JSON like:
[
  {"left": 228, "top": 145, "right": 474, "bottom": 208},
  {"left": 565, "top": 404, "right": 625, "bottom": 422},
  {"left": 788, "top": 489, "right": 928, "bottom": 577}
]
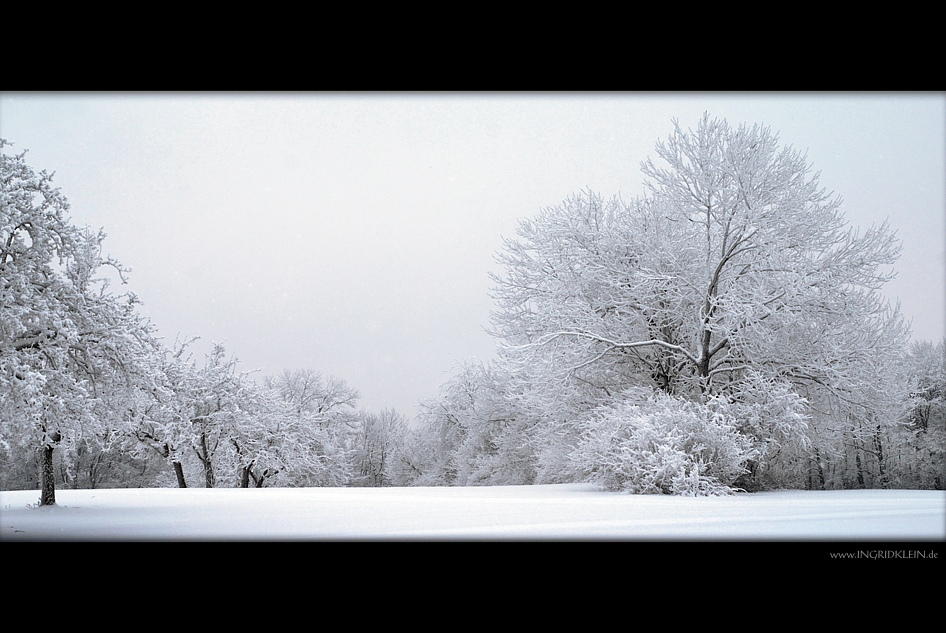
[
  {"left": 203, "top": 460, "right": 214, "bottom": 488},
  {"left": 855, "top": 449, "right": 865, "bottom": 488},
  {"left": 240, "top": 465, "right": 251, "bottom": 488},
  {"left": 156, "top": 441, "right": 187, "bottom": 487},
  {"left": 197, "top": 432, "right": 215, "bottom": 488},
  {"left": 251, "top": 469, "right": 273, "bottom": 488},
  {"left": 873, "top": 428, "right": 888, "bottom": 487},
  {"left": 810, "top": 448, "right": 826, "bottom": 491},
  {"left": 173, "top": 460, "right": 187, "bottom": 488},
  {"left": 40, "top": 431, "right": 61, "bottom": 506}
]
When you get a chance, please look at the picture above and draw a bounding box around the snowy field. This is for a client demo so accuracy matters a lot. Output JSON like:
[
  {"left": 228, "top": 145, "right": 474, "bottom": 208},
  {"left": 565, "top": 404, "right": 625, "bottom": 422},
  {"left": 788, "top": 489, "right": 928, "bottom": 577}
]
[{"left": 1, "top": 483, "right": 943, "bottom": 542}]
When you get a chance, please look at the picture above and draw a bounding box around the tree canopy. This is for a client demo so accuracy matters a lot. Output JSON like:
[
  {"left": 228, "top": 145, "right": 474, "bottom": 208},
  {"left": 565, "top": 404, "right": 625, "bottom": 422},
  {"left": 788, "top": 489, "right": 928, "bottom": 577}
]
[
  {"left": 492, "top": 114, "right": 906, "bottom": 402},
  {"left": 1, "top": 139, "right": 162, "bottom": 503}
]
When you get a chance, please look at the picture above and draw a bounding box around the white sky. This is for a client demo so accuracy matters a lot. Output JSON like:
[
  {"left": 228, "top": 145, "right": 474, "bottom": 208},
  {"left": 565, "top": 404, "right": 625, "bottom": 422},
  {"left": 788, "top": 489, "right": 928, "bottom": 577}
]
[{"left": 1, "top": 92, "right": 943, "bottom": 418}]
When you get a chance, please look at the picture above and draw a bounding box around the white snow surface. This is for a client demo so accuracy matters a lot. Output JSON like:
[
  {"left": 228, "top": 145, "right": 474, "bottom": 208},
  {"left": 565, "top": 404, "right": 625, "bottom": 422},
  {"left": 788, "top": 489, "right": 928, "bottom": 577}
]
[{"left": 1, "top": 484, "right": 943, "bottom": 541}]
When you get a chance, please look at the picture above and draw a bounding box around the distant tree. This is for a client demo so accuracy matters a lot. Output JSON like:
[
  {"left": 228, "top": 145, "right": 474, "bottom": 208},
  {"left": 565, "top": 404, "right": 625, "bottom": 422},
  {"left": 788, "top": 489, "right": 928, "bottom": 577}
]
[
  {"left": 380, "top": 421, "right": 427, "bottom": 488},
  {"left": 885, "top": 339, "right": 945, "bottom": 488},
  {"left": 128, "top": 338, "right": 199, "bottom": 488},
  {"left": 403, "top": 398, "right": 465, "bottom": 487},
  {"left": 184, "top": 343, "right": 254, "bottom": 488},
  {"left": 352, "top": 408, "right": 410, "bottom": 486},
  {"left": 129, "top": 339, "right": 279, "bottom": 489},
  {"left": 226, "top": 381, "right": 290, "bottom": 488},
  {"left": 0, "top": 139, "right": 161, "bottom": 504},
  {"left": 263, "top": 368, "right": 360, "bottom": 486}
]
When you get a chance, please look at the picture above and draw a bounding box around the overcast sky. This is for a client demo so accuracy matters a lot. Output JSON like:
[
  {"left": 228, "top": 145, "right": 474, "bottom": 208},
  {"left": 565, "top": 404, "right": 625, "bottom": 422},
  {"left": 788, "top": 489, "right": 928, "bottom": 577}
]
[{"left": 1, "top": 92, "right": 943, "bottom": 418}]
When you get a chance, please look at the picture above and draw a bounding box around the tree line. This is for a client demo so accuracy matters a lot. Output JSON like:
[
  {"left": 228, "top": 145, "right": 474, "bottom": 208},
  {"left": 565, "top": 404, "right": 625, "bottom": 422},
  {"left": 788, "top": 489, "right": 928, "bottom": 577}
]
[
  {"left": 0, "top": 138, "right": 414, "bottom": 502},
  {"left": 1, "top": 116, "right": 942, "bottom": 502}
]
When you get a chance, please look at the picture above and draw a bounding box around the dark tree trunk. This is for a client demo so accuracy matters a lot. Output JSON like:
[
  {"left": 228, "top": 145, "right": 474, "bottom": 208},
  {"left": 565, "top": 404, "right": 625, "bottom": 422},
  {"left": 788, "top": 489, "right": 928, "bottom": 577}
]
[
  {"left": 173, "top": 460, "right": 187, "bottom": 488},
  {"left": 202, "top": 460, "right": 214, "bottom": 488},
  {"left": 874, "top": 428, "right": 888, "bottom": 487},
  {"left": 197, "top": 432, "right": 215, "bottom": 488},
  {"left": 154, "top": 441, "right": 187, "bottom": 487},
  {"left": 810, "top": 448, "right": 826, "bottom": 491},
  {"left": 240, "top": 465, "right": 251, "bottom": 488},
  {"left": 250, "top": 469, "right": 273, "bottom": 488},
  {"left": 40, "top": 431, "right": 61, "bottom": 506}
]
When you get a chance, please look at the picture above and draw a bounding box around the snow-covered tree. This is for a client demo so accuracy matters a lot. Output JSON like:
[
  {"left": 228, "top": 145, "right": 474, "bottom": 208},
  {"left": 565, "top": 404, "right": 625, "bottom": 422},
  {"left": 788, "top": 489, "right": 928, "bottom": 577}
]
[
  {"left": 884, "top": 339, "right": 945, "bottom": 489},
  {"left": 403, "top": 397, "right": 466, "bottom": 487},
  {"left": 263, "top": 368, "right": 360, "bottom": 486},
  {"left": 409, "top": 360, "right": 536, "bottom": 486},
  {"left": 125, "top": 338, "right": 253, "bottom": 489},
  {"left": 225, "top": 381, "right": 293, "bottom": 488},
  {"left": 127, "top": 337, "right": 200, "bottom": 488},
  {"left": 494, "top": 115, "right": 905, "bottom": 400},
  {"left": 351, "top": 408, "right": 410, "bottom": 486},
  {"left": 181, "top": 342, "right": 251, "bottom": 488},
  {"left": 488, "top": 114, "right": 909, "bottom": 492},
  {"left": 0, "top": 139, "right": 162, "bottom": 504}
]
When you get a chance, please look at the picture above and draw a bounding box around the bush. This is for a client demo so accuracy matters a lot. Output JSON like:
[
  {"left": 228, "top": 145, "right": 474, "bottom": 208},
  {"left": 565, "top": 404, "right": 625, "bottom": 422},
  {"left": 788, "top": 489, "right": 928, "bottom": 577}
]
[{"left": 572, "top": 387, "right": 758, "bottom": 496}]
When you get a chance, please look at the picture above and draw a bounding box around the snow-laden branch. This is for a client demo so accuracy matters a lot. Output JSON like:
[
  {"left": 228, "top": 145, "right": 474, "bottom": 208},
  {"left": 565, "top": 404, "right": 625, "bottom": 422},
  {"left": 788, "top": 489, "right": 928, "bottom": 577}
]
[{"left": 505, "top": 330, "right": 700, "bottom": 365}]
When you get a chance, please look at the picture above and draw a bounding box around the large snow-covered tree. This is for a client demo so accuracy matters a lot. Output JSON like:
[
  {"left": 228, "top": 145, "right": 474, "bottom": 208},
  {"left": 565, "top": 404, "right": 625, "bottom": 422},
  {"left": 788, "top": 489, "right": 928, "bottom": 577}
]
[
  {"left": 494, "top": 115, "right": 906, "bottom": 400},
  {"left": 0, "top": 140, "right": 162, "bottom": 504},
  {"left": 487, "top": 114, "right": 910, "bottom": 491}
]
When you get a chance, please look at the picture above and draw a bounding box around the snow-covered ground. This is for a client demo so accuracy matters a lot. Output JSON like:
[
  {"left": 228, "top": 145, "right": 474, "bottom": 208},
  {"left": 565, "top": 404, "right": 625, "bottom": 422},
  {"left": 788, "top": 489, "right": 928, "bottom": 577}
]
[{"left": 2, "top": 484, "right": 943, "bottom": 542}]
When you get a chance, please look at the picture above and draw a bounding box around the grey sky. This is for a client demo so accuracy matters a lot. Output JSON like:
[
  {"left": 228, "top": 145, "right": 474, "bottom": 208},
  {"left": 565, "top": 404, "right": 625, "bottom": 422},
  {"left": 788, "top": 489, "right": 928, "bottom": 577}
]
[{"left": 1, "top": 92, "right": 943, "bottom": 418}]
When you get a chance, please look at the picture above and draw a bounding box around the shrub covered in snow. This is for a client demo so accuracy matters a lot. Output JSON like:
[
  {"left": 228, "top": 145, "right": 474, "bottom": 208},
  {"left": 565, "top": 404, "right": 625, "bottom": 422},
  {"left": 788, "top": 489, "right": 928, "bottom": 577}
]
[{"left": 572, "top": 387, "right": 760, "bottom": 496}]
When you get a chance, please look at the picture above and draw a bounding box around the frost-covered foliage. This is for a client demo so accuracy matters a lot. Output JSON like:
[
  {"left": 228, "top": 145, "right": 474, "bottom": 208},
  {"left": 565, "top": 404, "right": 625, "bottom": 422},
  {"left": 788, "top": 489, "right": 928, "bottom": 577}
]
[
  {"left": 351, "top": 408, "right": 412, "bottom": 487},
  {"left": 258, "top": 368, "right": 361, "bottom": 487},
  {"left": 572, "top": 387, "right": 759, "bottom": 495},
  {"left": 0, "top": 139, "right": 386, "bottom": 493},
  {"left": 126, "top": 360, "right": 367, "bottom": 489},
  {"left": 0, "top": 139, "right": 162, "bottom": 502},
  {"left": 408, "top": 361, "right": 533, "bottom": 486},
  {"left": 125, "top": 360, "right": 366, "bottom": 489},
  {"left": 883, "top": 340, "right": 946, "bottom": 489},
  {"left": 710, "top": 371, "right": 812, "bottom": 490},
  {"left": 479, "top": 114, "right": 910, "bottom": 493}
]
